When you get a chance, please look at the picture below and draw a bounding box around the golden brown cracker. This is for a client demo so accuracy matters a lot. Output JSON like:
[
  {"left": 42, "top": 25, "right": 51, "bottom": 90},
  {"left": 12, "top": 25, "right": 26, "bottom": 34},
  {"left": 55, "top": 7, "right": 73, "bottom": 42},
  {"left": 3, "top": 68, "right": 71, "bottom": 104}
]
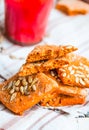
[
  {"left": 39, "top": 72, "right": 87, "bottom": 107},
  {"left": 56, "top": 0, "right": 89, "bottom": 15},
  {"left": 0, "top": 73, "right": 60, "bottom": 115},
  {"left": 40, "top": 94, "right": 85, "bottom": 107},
  {"left": 60, "top": 95, "right": 85, "bottom": 106},
  {"left": 26, "top": 45, "right": 77, "bottom": 63},
  {"left": 19, "top": 58, "right": 68, "bottom": 76},
  {"left": 58, "top": 53, "right": 89, "bottom": 88},
  {"left": 58, "top": 82, "right": 87, "bottom": 97}
]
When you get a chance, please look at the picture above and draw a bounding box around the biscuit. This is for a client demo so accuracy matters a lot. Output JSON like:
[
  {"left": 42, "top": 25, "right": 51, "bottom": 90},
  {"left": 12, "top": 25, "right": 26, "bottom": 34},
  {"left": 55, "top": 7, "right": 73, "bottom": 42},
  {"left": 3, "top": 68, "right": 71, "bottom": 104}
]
[
  {"left": 56, "top": 0, "right": 89, "bottom": 15},
  {"left": 46, "top": 72, "right": 87, "bottom": 97},
  {"left": 58, "top": 53, "right": 89, "bottom": 88},
  {"left": 19, "top": 58, "right": 68, "bottom": 76},
  {"left": 26, "top": 45, "right": 77, "bottom": 63},
  {"left": 40, "top": 94, "right": 85, "bottom": 107},
  {"left": 39, "top": 72, "right": 87, "bottom": 107},
  {"left": 57, "top": 82, "right": 87, "bottom": 97},
  {"left": 60, "top": 95, "right": 85, "bottom": 106},
  {"left": 0, "top": 73, "right": 60, "bottom": 115}
]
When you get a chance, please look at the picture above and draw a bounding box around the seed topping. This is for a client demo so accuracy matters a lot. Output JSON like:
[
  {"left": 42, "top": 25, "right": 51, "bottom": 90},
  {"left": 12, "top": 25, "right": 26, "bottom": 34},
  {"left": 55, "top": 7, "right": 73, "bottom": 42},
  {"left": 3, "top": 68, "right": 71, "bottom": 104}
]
[
  {"left": 32, "top": 84, "right": 36, "bottom": 91},
  {"left": 28, "top": 76, "right": 33, "bottom": 83},
  {"left": 20, "top": 86, "right": 25, "bottom": 95},
  {"left": 22, "top": 78, "right": 28, "bottom": 86},
  {"left": 9, "top": 88, "right": 15, "bottom": 94},
  {"left": 10, "top": 92, "right": 17, "bottom": 102},
  {"left": 58, "top": 61, "right": 89, "bottom": 87},
  {"left": 2, "top": 75, "right": 38, "bottom": 102},
  {"left": 15, "top": 80, "right": 20, "bottom": 86}
]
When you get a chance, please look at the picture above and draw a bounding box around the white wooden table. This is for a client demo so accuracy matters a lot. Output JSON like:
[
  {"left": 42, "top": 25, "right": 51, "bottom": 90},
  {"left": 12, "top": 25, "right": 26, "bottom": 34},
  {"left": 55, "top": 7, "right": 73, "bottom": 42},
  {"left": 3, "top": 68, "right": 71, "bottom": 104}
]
[{"left": 0, "top": 1, "right": 89, "bottom": 130}]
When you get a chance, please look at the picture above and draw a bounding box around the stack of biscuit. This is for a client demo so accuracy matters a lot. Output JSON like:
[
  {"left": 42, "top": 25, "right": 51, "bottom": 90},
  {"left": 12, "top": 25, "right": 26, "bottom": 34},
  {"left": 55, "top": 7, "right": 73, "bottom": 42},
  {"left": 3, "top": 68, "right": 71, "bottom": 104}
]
[{"left": 0, "top": 45, "right": 88, "bottom": 115}]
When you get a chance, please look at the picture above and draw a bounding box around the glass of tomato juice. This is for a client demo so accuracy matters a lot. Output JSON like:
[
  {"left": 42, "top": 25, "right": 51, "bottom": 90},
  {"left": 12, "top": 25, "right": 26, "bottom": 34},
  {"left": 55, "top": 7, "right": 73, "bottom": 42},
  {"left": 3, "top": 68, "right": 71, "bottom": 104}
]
[{"left": 4, "top": 0, "right": 53, "bottom": 46}]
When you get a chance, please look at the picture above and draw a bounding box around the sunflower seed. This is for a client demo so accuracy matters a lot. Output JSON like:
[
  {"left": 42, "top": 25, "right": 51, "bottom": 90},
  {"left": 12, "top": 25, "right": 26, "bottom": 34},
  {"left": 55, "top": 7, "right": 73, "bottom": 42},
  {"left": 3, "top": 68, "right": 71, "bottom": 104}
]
[
  {"left": 24, "top": 85, "right": 28, "bottom": 91},
  {"left": 20, "top": 86, "right": 24, "bottom": 94},
  {"left": 75, "top": 77, "right": 79, "bottom": 83},
  {"left": 9, "top": 88, "right": 15, "bottom": 94},
  {"left": 84, "top": 78, "right": 89, "bottom": 84},
  {"left": 80, "top": 63, "right": 84, "bottom": 66},
  {"left": 83, "top": 65, "right": 89, "bottom": 71},
  {"left": 79, "top": 78, "right": 85, "bottom": 86},
  {"left": 78, "top": 66, "right": 84, "bottom": 70},
  {"left": 72, "top": 65, "right": 78, "bottom": 69},
  {"left": 7, "top": 81, "right": 13, "bottom": 89},
  {"left": 15, "top": 80, "right": 20, "bottom": 86},
  {"left": 63, "top": 64, "right": 68, "bottom": 68},
  {"left": 32, "top": 84, "right": 36, "bottom": 91},
  {"left": 76, "top": 70, "right": 83, "bottom": 75},
  {"left": 28, "top": 76, "right": 33, "bottom": 83},
  {"left": 68, "top": 66, "right": 72, "bottom": 71},
  {"left": 31, "top": 78, "right": 38, "bottom": 86},
  {"left": 59, "top": 68, "right": 65, "bottom": 72},
  {"left": 79, "top": 75, "right": 85, "bottom": 78},
  {"left": 75, "top": 73, "right": 85, "bottom": 78},
  {"left": 15, "top": 87, "right": 19, "bottom": 92},
  {"left": 70, "top": 70, "right": 75, "bottom": 75},
  {"left": 10, "top": 92, "right": 17, "bottom": 102},
  {"left": 75, "top": 74, "right": 85, "bottom": 78},
  {"left": 22, "top": 78, "right": 28, "bottom": 86},
  {"left": 12, "top": 80, "right": 16, "bottom": 86}
]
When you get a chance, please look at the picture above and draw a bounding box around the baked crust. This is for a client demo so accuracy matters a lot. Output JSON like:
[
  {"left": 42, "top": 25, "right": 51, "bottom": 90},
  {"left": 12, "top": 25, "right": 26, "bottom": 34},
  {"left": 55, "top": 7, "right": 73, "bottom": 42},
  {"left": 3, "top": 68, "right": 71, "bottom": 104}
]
[
  {"left": 58, "top": 53, "right": 89, "bottom": 88},
  {"left": 40, "top": 73, "right": 87, "bottom": 107},
  {"left": 0, "top": 73, "right": 59, "bottom": 115},
  {"left": 0, "top": 45, "right": 88, "bottom": 114},
  {"left": 40, "top": 93, "right": 86, "bottom": 107},
  {"left": 19, "top": 58, "right": 69, "bottom": 76},
  {"left": 26, "top": 45, "right": 77, "bottom": 63},
  {"left": 56, "top": 0, "right": 89, "bottom": 15}
]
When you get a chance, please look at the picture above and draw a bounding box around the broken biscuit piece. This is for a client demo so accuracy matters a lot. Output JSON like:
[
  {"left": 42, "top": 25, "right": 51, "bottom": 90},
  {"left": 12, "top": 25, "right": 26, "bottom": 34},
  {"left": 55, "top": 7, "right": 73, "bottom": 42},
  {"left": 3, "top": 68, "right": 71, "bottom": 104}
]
[
  {"left": 26, "top": 45, "right": 77, "bottom": 63},
  {"left": 56, "top": 0, "right": 89, "bottom": 15},
  {"left": 19, "top": 58, "right": 68, "bottom": 76},
  {"left": 58, "top": 53, "right": 89, "bottom": 88}
]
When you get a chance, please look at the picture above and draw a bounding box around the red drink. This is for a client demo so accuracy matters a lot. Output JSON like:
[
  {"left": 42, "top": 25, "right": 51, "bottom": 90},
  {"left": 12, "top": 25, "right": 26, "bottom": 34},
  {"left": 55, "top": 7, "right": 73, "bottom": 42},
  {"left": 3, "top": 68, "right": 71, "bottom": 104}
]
[{"left": 5, "top": 0, "right": 53, "bottom": 46}]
